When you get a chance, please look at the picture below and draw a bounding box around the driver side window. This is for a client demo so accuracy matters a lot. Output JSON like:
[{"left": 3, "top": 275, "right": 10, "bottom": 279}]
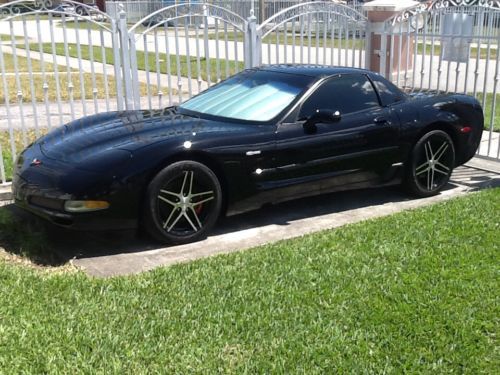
[{"left": 299, "top": 74, "right": 380, "bottom": 120}]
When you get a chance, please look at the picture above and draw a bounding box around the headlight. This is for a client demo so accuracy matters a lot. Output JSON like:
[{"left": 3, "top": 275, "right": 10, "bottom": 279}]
[{"left": 64, "top": 200, "right": 110, "bottom": 213}]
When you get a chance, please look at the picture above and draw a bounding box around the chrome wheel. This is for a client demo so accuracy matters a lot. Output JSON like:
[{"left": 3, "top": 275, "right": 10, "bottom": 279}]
[
  {"left": 158, "top": 170, "right": 215, "bottom": 234},
  {"left": 415, "top": 139, "right": 452, "bottom": 191},
  {"left": 144, "top": 161, "right": 222, "bottom": 244},
  {"left": 405, "top": 130, "right": 455, "bottom": 197}
]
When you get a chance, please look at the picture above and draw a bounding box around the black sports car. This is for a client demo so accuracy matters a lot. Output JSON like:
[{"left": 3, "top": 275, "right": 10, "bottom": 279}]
[{"left": 13, "top": 66, "right": 483, "bottom": 244}]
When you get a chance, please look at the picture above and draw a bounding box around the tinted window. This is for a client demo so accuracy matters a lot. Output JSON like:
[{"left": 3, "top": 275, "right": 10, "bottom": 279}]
[
  {"left": 299, "top": 74, "right": 379, "bottom": 119},
  {"left": 370, "top": 74, "right": 405, "bottom": 106}
]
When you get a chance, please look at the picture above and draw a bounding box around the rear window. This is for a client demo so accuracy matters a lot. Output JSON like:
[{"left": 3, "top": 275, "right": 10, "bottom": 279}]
[{"left": 370, "top": 74, "right": 406, "bottom": 106}]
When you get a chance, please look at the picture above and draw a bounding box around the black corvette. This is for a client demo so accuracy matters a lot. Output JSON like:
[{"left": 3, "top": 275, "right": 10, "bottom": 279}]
[{"left": 13, "top": 65, "right": 483, "bottom": 244}]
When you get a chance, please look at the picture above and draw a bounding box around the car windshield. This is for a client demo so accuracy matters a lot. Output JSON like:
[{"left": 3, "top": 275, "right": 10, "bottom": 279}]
[{"left": 179, "top": 70, "right": 314, "bottom": 122}]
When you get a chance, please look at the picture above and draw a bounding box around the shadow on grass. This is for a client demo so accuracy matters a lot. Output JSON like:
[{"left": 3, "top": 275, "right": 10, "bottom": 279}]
[
  {"left": 0, "top": 205, "right": 65, "bottom": 266},
  {"left": 1, "top": 164, "right": 498, "bottom": 268},
  {"left": 0, "top": 184, "right": 441, "bottom": 266}
]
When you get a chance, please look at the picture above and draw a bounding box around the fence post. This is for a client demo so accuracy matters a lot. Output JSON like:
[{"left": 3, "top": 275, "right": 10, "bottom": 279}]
[
  {"left": 111, "top": 16, "right": 124, "bottom": 111},
  {"left": 363, "top": 0, "right": 419, "bottom": 78},
  {"left": 116, "top": 4, "right": 140, "bottom": 110},
  {"left": 244, "top": 9, "right": 261, "bottom": 68},
  {"left": 128, "top": 29, "right": 141, "bottom": 110}
]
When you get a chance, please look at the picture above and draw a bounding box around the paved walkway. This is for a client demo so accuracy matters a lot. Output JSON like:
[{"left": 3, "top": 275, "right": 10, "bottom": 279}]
[{"left": 3, "top": 158, "right": 495, "bottom": 277}]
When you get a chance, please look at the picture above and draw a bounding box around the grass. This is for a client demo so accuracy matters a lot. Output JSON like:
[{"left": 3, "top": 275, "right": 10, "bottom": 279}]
[
  {"left": 261, "top": 33, "right": 363, "bottom": 51},
  {"left": 58, "top": 20, "right": 147, "bottom": 33},
  {"left": 208, "top": 31, "right": 365, "bottom": 50},
  {"left": 476, "top": 92, "right": 500, "bottom": 132},
  {"left": 0, "top": 208, "right": 60, "bottom": 266},
  {"left": 28, "top": 42, "right": 244, "bottom": 83},
  {"left": 258, "top": 36, "right": 497, "bottom": 60},
  {"left": 0, "top": 48, "right": 156, "bottom": 103},
  {"left": 10, "top": 14, "right": 50, "bottom": 21},
  {"left": 0, "top": 34, "right": 16, "bottom": 41},
  {"left": 416, "top": 42, "right": 498, "bottom": 60},
  {"left": 0, "top": 129, "right": 45, "bottom": 182},
  {"left": 0, "top": 188, "right": 498, "bottom": 372},
  {"left": 57, "top": 20, "right": 112, "bottom": 31},
  {"left": 1, "top": 49, "right": 59, "bottom": 73},
  {"left": 0, "top": 69, "right": 145, "bottom": 103},
  {"left": 207, "top": 32, "right": 498, "bottom": 60}
]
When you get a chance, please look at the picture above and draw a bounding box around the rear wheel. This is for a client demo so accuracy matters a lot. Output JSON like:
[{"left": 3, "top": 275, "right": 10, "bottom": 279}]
[
  {"left": 404, "top": 130, "right": 455, "bottom": 197},
  {"left": 143, "top": 161, "right": 222, "bottom": 244}
]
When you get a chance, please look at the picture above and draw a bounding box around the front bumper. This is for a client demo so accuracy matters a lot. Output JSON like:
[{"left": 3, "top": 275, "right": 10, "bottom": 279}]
[
  {"left": 14, "top": 199, "right": 137, "bottom": 230},
  {"left": 12, "top": 146, "right": 138, "bottom": 231},
  {"left": 13, "top": 179, "right": 137, "bottom": 231}
]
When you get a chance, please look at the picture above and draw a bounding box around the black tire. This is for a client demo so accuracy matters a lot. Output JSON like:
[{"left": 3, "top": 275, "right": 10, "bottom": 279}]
[
  {"left": 404, "top": 130, "right": 455, "bottom": 197},
  {"left": 143, "top": 161, "right": 222, "bottom": 244}
]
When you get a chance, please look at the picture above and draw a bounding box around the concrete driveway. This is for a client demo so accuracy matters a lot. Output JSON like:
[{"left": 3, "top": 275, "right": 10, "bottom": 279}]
[{"left": 4, "top": 160, "right": 498, "bottom": 278}]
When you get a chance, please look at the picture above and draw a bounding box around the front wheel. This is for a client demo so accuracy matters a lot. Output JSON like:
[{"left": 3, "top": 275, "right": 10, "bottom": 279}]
[
  {"left": 404, "top": 130, "right": 455, "bottom": 197},
  {"left": 143, "top": 161, "right": 222, "bottom": 244}
]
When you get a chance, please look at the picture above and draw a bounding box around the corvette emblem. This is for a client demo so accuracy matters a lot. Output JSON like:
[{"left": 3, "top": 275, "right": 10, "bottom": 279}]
[{"left": 30, "top": 158, "right": 42, "bottom": 166}]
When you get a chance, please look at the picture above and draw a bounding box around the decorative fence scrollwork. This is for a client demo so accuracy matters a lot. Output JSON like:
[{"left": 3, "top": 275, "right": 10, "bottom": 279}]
[{"left": 429, "top": 0, "right": 500, "bottom": 10}]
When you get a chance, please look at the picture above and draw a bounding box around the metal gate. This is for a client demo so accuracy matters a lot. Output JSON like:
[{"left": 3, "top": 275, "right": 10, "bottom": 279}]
[
  {"left": 0, "top": 0, "right": 123, "bottom": 184},
  {"left": 256, "top": 1, "right": 367, "bottom": 67},
  {"left": 125, "top": 3, "right": 247, "bottom": 111},
  {"left": 380, "top": 0, "right": 500, "bottom": 160},
  {"left": 0, "top": 0, "right": 497, "bottom": 186}
]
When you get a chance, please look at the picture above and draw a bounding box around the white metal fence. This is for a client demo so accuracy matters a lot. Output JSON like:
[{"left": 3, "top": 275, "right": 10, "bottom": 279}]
[
  {"left": 256, "top": 2, "right": 367, "bottom": 67},
  {"left": 106, "top": 0, "right": 308, "bottom": 24},
  {"left": 0, "top": 0, "right": 498, "bottom": 185},
  {"left": 105, "top": 1, "right": 364, "bottom": 24},
  {"left": 107, "top": 0, "right": 177, "bottom": 23},
  {"left": 379, "top": 0, "right": 500, "bottom": 160}
]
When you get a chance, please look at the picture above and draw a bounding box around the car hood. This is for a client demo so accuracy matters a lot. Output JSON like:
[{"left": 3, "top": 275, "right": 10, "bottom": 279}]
[{"left": 38, "top": 108, "right": 208, "bottom": 163}]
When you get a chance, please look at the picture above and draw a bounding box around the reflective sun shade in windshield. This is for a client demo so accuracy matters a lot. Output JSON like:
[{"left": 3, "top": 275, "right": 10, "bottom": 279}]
[{"left": 180, "top": 70, "right": 312, "bottom": 121}]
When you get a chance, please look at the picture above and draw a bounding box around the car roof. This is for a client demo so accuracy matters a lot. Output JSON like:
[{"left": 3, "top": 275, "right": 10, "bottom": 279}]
[{"left": 257, "top": 64, "right": 373, "bottom": 78}]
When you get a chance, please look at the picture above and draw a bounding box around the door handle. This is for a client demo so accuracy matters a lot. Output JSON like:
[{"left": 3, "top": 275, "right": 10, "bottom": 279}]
[{"left": 373, "top": 116, "right": 388, "bottom": 125}]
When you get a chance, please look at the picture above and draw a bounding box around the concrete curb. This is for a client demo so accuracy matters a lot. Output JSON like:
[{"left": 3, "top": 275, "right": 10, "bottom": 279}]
[
  {"left": 71, "top": 162, "right": 499, "bottom": 277},
  {"left": 72, "top": 184, "right": 473, "bottom": 278}
]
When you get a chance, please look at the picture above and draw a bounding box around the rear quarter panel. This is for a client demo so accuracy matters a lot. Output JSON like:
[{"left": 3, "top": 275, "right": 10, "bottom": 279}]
[{"left": 395, "top": 93, "right": 483, "bottom": 165}]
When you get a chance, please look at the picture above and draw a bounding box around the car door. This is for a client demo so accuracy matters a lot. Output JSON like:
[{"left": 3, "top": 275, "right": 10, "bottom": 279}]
[{"left": 271, "top": 73, "right": 401, "bottom": 189}]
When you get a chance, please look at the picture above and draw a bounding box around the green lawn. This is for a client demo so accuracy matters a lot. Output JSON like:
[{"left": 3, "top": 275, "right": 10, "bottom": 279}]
[
  {"left": 209, "top": 31, "right": 365, "bottom": 50},
  {"left": 0, "top": 188, "right": 498, "bottom": 373},
  {"left": 477, "top": 92, "right": 500, "bottom": 132},
  {"left": 58, "top": 20, "right": 147, "bottom": 33},
  {"left": 58, "top": 20, "right": 111, "bottom": 30},
  {"left": 0, "top": 34, "right": 14, "bottom": 41},
  {"left": 0, "top": 48, "right": 59, "bottom": 73},
  {"left": 206, "top": 32, "right": 497, "bottom": 60},
  {"left": 0, "top": 47, "right": 154, "bottom": 104},
  {"left": 417, "top": 41, "right": 498, "bottom": 60},
  {"left": 0, "top": 129, "right": 45, "bottom": 182},
  {"left": 28, "top": 42, "right": 244, "bottom": 82}
]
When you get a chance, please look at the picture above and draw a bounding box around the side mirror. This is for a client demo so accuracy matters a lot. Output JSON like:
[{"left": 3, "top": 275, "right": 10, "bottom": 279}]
[{"left": 303, "top": 109, "right": 341, "bottom": 132}]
